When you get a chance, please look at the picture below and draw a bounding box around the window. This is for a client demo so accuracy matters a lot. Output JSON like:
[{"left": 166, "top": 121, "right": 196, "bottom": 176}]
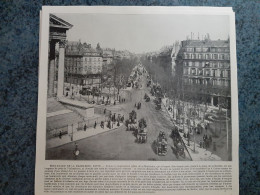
[
  {"left": 213, "top": 62, "right": 218, "bottom": 68},
  {"left": 214, "top": 54, "right": 218, "bottom": 60},
  {"left": 191, "top": 68, "right": 196, "bottom": 75},
  {"left": 203, "top": 47, "right": 208, "bottom": 52},
  {"left": 220, "top": 70, "right": 224, "bottom": 78},
  {"left": 189, "top": 61, "right": 192, "bottom": 66},
  {"left": 193, "top": 54, "right": 196, "bottom": 59},
  {"left": 205, "top": 69, "right": 210, "bottom": 76},
  {"left": 220, "top": 54, "right": 225, "bottom": 60},
  {"left": 196, "top": 48, "right": 202, "bottom": 52},
  {"left": 225, "top": 54, "right": 230, "bottom": 60},
  {"left": 195, "top": 62, "right": 199, "bottom": 67},
  {"left": 206, "top": 54, "right": 210, "bottom": 59},
  {"left": 227, "top": 70, "right": 230, "bottom": 78},
  {"left": 212, "top": 69, "right": 217, "bottom": 77},
  {"left": 198, "top": 69, "right": 203, "bottom": 75},
  {"left": 185, "top": 68, "right": 189, "bottom": 75},
  {"left": 224, "top": 48, "right": 230, "bottom": 52}
]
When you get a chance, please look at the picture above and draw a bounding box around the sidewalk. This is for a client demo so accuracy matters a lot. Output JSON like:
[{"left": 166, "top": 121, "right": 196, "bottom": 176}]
[
  {"left": 46, "top": 122, "right": 124, "bottom": 149},
  {"left": 161, "top": 97, "right": 222, "bottom": 161}
]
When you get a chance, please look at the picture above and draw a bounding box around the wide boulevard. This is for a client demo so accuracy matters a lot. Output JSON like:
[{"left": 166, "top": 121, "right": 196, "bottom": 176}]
[{"left": 46, "top": 69, "right": 191, "bottom": 161}]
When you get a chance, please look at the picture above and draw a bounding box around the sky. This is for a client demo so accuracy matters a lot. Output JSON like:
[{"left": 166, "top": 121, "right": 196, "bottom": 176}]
[{"left": 55, "top": 13, "right": 230, "bottom": 53}]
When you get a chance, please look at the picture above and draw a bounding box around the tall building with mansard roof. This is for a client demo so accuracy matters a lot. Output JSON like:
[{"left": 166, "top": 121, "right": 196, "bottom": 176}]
[
  {"left": 61, "top": 41, "right": 103, "bottom": 92},
  {"left": 175, "top": 37, "right": 231, "bottom": 107}
]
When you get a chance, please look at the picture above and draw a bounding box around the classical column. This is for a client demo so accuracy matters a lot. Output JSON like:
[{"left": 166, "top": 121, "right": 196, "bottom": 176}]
[
  {"left": 48, "top": 40, "right": 56, "bottom": 97},
  {"left": 57, "top": 40, "right": 66, "bottom": 98}
]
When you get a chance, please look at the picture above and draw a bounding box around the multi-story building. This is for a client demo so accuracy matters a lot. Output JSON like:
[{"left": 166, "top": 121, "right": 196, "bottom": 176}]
[
  {"left": 62, "top": 41, "right": 103, "bottom": 94},
  {"left": 102, "top": 49, "right": 114, "bottom": 66},
  {"left": 175, "top": 38, "right": 231, "bottom": 107}
]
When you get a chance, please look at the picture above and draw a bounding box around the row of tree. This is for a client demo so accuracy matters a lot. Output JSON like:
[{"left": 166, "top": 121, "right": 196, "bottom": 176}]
[{"left": 102, "top": 56, "right": 138, "bottom": 98}]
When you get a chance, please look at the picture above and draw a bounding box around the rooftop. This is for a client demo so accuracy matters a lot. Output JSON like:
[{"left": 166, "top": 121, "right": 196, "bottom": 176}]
[{"left": 182, "top": 39, "right": 229, "bottom": 48}]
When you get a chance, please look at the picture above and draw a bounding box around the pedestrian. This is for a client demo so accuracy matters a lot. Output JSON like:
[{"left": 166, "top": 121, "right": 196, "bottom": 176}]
[
  {"left": 104, "top": 108, "right": 106, "bottom": 114},
  {"left": 84, "top": 124, "right": 87, "bottom": 131},
  {"left": 59, "top": 131, "right": 62, "bottom": 139},
  {"left": 94, "top": 121, "right": 97, "bottom": 129},
  {"left": 199, "top": 140, "right": 203, "bottom": 148},
  {"left": 100, "top": 121, "right": 104, "bottom": 129},
  {"left": 205, "top": 122, "right": 208, "bottom": 134},
  {"left": 114, "top": 101, "right": 116, "bottom": 105},
  {"left": 74, "top": 143, "right": 80, "bottom": 160},
  {"left": 113, "top": 113, "right": 116, "bottom": 122}
]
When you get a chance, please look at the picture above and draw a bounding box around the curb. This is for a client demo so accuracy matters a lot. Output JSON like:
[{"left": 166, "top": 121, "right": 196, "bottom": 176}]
[
  {"left": 46, "top": 124, "right": 124, "bottom": 149},
  {"left": 161, "top": 98, "right": 193, "bottom": 161}
]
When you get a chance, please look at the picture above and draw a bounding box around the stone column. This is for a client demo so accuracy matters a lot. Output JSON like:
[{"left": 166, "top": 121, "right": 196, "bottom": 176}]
[
  {"left": 211, "top": 96, "right": 214, "bottom": 106},
  {"left": 57, "top": 40, "right": 66, "bottom": 98},
  {"left": 48, "top": 40, "right": 56, "bottom": 97}
]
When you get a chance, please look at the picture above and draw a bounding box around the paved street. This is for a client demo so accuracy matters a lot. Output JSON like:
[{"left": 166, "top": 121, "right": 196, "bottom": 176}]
[{"left": 46, "top": 71, "right": 191, "bottom": 161}]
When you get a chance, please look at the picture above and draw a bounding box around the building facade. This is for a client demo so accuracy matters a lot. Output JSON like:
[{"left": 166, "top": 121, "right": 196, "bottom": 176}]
[
  {"left": 176, "top": 38, "right": 231, "bottom": 107},
  {"left": 102, "top": 49, "right": 114, "bottom": 66},
  {"left": 60, "top": 41, "right": 103, "bottom": 94}
]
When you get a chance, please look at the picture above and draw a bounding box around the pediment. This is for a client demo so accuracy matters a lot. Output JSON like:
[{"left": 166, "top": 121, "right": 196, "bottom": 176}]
[{"left": 50, "top": 14, "right": 73, "bottom": 29}]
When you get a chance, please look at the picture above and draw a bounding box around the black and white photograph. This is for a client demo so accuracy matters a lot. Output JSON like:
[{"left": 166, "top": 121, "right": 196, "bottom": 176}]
[{"left": 45, "top": 12, "right": 233, "bottom": 161}]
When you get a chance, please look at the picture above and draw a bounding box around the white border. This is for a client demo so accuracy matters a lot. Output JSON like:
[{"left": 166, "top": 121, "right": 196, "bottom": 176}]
[{"left": 35, "top": 6, "right": 239, "bottom": 195}]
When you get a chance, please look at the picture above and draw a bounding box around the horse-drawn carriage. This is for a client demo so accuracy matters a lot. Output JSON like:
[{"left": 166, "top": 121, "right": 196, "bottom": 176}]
[
  {"left": 171, "top": 126, "right": 186, "bottom": 158},
  {"left": 155, "top": 103, "right": 161, "bottom": 110},
  {"left": 144, "top": 93, "right": 150, "bottom": 102},
  {"left": 136, "top": 118, "right": 147, "bottom": 143},
  {"left": 156, "top": 131, "right": 168, "bottom": 156},
  {"left": 126, "top": 110, "right": 137, "bottom": 131},
  {"left": 175, "top": 142, "right": 186, "bottom": 158},
  {"left": 137, "top": 128, "right": 147, "bottom": 143}
]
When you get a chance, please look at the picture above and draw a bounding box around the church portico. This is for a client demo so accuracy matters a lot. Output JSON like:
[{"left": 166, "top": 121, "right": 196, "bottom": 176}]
[{"left": 48, "top": 14, "right": 73, "bottom": 97}]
